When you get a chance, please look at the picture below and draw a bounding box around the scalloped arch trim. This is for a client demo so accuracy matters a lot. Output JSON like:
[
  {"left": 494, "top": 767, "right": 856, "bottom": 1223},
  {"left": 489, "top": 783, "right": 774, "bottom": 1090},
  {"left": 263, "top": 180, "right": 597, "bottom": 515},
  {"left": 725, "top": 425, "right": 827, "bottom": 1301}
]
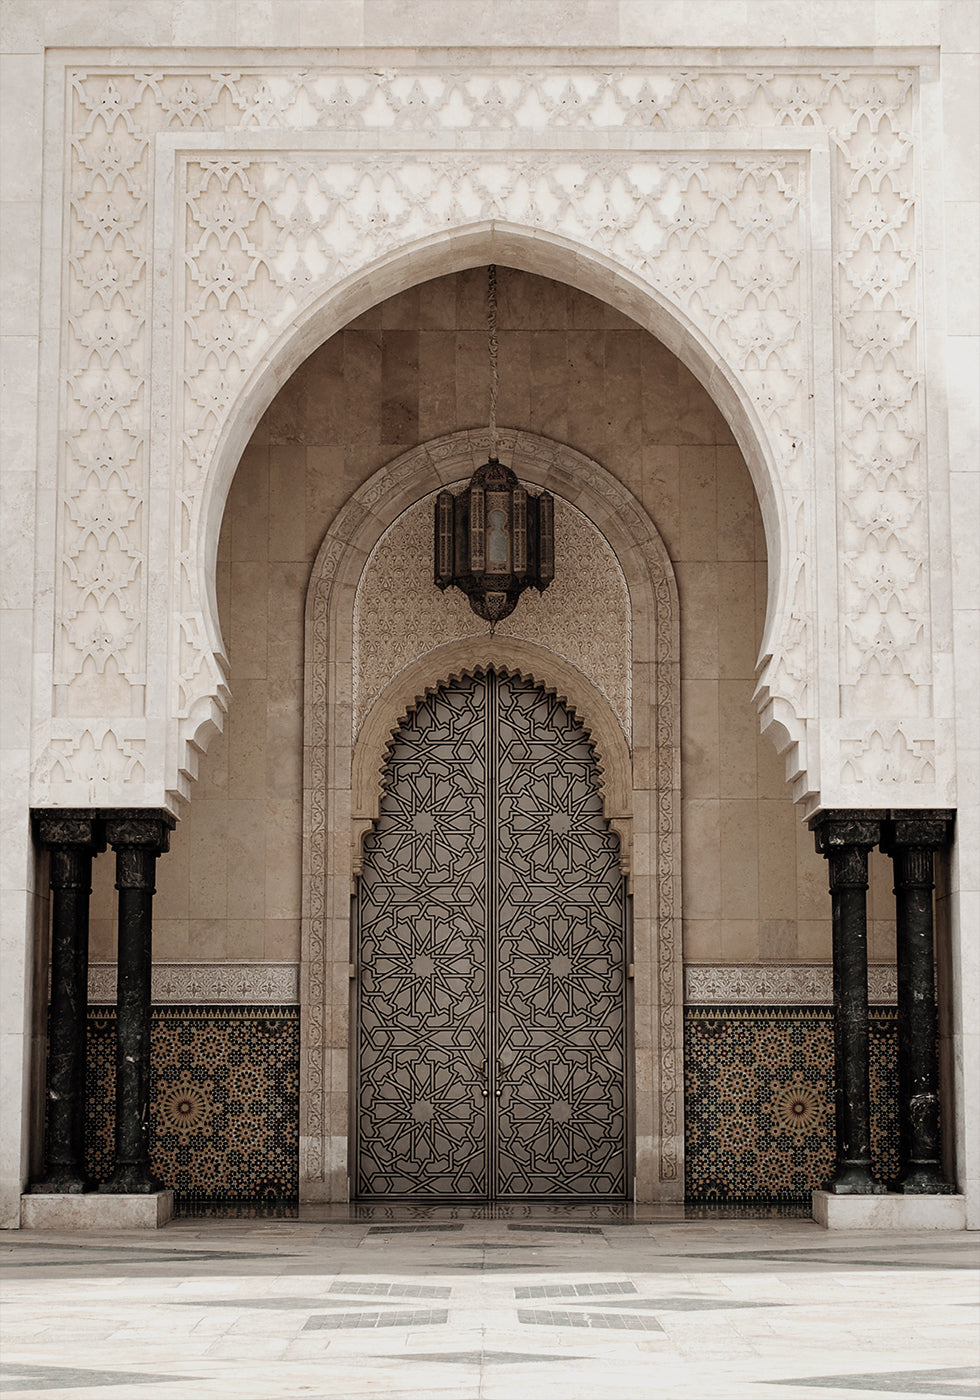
[{"left": 351, "top": 640, "right": 634, "bottom": 874}]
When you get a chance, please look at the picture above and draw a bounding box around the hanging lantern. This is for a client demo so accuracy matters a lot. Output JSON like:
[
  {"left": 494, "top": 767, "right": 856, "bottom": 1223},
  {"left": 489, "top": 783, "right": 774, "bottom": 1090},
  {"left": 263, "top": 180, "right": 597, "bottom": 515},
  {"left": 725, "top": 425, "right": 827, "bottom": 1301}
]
[
  {"left": 434, "top": 266, "right": 556, "bottom": 624},
  {"left": 434, "top": 457, "right": 554, "bottom": 623}
]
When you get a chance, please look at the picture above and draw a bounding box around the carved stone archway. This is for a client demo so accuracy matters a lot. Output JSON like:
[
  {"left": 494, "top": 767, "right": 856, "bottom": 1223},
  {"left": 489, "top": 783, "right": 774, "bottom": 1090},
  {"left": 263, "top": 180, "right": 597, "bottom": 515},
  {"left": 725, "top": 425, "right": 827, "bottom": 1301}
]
[{"left": 301, "top": 430, "right": 681, "bottom": 1204}]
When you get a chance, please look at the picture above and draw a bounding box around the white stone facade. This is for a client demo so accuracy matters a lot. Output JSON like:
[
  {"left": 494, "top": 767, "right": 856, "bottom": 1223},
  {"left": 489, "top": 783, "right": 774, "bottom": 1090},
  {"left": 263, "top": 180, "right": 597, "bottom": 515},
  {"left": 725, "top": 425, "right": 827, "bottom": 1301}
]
[{"left": 1, "top": 2, "right": 976, "bottom": 1227}]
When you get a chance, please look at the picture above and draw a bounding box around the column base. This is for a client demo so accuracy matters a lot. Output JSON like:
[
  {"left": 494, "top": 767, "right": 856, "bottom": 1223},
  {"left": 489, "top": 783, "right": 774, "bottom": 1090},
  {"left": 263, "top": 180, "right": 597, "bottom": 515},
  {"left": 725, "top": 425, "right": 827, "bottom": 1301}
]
[
  {"left": 812, "top": 1190, "right": 967, "bottom": 1230},
  {"left": 20, "top": 1190, "right": 173, "bottom": 1230},
  {"left": 27, "top": 1172, "right": 92, "bottom": 1195}
]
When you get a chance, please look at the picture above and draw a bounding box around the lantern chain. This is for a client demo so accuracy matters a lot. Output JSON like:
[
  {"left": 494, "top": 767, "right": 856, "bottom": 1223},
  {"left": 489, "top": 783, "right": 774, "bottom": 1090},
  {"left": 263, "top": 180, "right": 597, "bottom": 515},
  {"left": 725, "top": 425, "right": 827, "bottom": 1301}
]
[{"left": 487, "top": 264, "right": 499, "bottom": 458}]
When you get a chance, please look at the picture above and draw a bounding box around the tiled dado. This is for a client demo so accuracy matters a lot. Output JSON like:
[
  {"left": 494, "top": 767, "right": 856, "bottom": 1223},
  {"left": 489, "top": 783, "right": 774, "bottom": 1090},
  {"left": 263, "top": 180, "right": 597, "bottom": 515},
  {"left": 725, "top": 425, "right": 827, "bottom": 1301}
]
[
  {"left": 81, "top": 1007, "right": 298, "bottom": 1203},
  {"left": 684, "top": 1007, "right": 899, "bottom": 1203}
]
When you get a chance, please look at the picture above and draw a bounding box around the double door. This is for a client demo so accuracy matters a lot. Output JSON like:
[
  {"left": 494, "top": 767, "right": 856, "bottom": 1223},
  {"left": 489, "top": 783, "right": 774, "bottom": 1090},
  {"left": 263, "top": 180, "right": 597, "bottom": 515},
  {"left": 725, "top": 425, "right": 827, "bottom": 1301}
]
[{"left": 354, "top": 669, "right": 628, "bottom": 1199}]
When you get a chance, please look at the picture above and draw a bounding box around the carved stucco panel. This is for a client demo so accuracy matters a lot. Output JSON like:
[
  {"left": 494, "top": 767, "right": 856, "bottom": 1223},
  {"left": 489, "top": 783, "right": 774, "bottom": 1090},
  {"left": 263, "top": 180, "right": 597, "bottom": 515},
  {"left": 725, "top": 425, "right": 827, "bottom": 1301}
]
[
  {"left": 353, "top": 491, "right": 632, "bottom": 743},
  {"left": 41, "top": 62, "right": 936, "bottom": 811}
]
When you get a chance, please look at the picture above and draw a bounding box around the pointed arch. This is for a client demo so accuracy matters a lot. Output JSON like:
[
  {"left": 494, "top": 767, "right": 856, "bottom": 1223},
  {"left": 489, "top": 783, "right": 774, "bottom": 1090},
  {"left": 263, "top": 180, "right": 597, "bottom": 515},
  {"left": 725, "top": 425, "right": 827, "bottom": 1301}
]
[{"left": 300, "top": 429, "right": 683, "bottom": 1207}]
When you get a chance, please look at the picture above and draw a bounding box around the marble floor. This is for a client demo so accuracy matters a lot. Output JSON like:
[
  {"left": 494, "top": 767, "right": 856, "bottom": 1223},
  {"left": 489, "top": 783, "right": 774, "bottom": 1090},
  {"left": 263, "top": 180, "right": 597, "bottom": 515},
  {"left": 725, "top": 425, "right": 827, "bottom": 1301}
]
[{"left": 1, "top": 1208, "right": 977, "bottom": 1399}]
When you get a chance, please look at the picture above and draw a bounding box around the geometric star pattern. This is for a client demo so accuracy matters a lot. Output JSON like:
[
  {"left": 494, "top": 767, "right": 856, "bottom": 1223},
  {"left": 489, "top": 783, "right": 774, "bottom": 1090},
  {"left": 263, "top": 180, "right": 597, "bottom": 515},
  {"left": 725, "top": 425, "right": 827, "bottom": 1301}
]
[{"left": 355, "top": 669, "right": 627, "bottom": 1199}]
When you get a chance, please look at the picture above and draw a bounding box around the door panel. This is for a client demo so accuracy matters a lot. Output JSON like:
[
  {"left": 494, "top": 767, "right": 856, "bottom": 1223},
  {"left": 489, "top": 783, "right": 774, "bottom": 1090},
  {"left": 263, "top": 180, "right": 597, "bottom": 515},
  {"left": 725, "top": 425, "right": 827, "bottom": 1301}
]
[{"left": 355, "top": 670, "right": 627, "bottom": 1200}]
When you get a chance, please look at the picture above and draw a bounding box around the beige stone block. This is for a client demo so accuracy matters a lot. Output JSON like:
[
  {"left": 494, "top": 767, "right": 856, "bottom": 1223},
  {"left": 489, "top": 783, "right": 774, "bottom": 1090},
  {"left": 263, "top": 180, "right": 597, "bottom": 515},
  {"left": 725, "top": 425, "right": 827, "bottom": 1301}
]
[
  {"left": 529, "top": 330, "right": 568, "bottom": 442},
  {"left": 228, "top": 561, "right": 268, "bottom": 680},
  {"left": 720, "top": 801, "right": 759, "bottom": 921},
  {"left": 718, "top": 564, "right": 760, "bottom": 679},
  {"left": 454, "top": 328, "right": 487, "bottom": 432},
  {"left": 265, "top": 919, "right": 301, "bottom": 962},
  {"left": 88, "top": 916, "right": 115, "bottom": 962},
  {"left": 758, "top": 919, "right": 797, "bottom": 961},
  {"left": 680, "top": 678, "right": 719, "bottom": 798},
  {"left": 718, "top": 679, "right": 756, "bottom": 797},
  {"left": 721, "top": 920, "right": 761, "bottom": 962},
  {"left": 153, "top": 919, "right": 189, "bottom": 962},
  {"left": 417, "top": 274, "right": 457, "bottom": 330},
  {"left": 603, "top": 331, "right": 643, "bottom": 451},
  {"left": 681, "top": 799, "right": 720, "bottom": 919},
  {"left": 716, "top": 446, "right": 758, "bottom": 562},
  {"left": 757, "top": 800, "right": 798, "bottom": 921},
  {"left": 226, "top": 808, "right": 266, "bottom": 921},
  {"left": 195, "top": 720, "right": 229, "bottom": 799},
  {"left": 305, "top": 447, "right": 347, "bottom": 555},
  {"left": 187, "top": 920, "right": 229, "bottom": 960},
  {"left": 676, "top": 562, "right": 719, "bottom": 679},
  {"left": 227, "top": 920, "right": 265, "bottom": 959},
  {"left": 797, "top": 919, "right": 833, "bottom": 961},
  {"left": 265, "top": 800, "right": 303, "bottom": 921},
  {"left": 757, "top": 721, "right": 789, "bottom": 800},
  {"left": 229, "top": 445, "right": 270, "bottom": 562},
  {"left": 566, "top": 284, "right": 606, "bottom": 329},
  {"left": 418, "top": 330, "right": 456, "bottom": 442},
  {"left": 227, "top": 680, "right": 270, "bottom": 800},
  {"left": 677, "top": 447, "right": 718, "bottom": 562},
  {"left": 342, "top": 331, "right": 383, "bottom": 450},
  {"left": 676, "top": 365, "right": 728, "bottom": 445},
  {"left": 812, "top": 1191, "right": 967, "bottom": 1230},
  {"left": 797, "top": 820, "right": 830, "bottom": 920},
  {"left": 21, "top": 1191, "right": 173, "bottom": 1230},
  {"left": 869, "top": 919, "right": 898, "bottom": 964},
  {"left": 639, "top": 445, "right": 680, "bottom": 552},
  {"left": 89, "top": 851, "right": 117, "bottom": 926},
  {"left": 268, "top": 446, "right": 307, "bottom": 564},
  {"left": 267, "top": 566, "right": 307, "bottom": 682},
  {"left": 187, "top": 806, "right": 228, "bottom": 919},
  {"left": 682, "top": 919, "right": 725, "bottom": 961}
]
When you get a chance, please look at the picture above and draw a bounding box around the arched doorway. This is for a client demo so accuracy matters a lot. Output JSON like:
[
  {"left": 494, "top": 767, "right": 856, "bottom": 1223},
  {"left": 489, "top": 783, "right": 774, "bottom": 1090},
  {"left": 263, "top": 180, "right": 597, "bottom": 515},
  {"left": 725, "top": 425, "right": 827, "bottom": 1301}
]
[{"left": 354, "top": 669, "right": 628, "bottom": 1200}]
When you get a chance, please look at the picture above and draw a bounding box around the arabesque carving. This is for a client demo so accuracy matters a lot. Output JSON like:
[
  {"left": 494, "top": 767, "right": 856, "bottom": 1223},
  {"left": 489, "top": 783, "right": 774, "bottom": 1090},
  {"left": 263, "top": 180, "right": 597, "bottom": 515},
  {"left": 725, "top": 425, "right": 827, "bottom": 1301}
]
[{"left": 43, "top": 61, "right": 936, "bottom": 809}]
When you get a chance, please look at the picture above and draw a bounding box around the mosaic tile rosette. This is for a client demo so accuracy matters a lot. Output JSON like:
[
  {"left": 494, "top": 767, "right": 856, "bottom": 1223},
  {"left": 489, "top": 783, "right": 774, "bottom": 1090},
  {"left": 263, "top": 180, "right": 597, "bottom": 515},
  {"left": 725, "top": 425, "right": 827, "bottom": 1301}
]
[
  {"left": 684, "top": 1008, "right": 900, "bottom": 1202},
  {"left": 82, "top": 1007, "right": 299, "bottom": 1202}
]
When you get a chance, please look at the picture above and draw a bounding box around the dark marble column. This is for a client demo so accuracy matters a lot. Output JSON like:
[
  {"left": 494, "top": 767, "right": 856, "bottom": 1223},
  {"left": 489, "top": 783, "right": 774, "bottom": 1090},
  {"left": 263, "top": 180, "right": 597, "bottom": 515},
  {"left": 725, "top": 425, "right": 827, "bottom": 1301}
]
[
  {"left": 810, "top": 811, "right": 887, "bottom": 1194},
  {"left": 882, "top": 810, "right": 955, "bottom": 1194},
  {"left": 29, "top": 812, "right": 105, "bottom": 1194},
  {"left": 98, "top": 811, "right": 175, "bottom": 1195}
]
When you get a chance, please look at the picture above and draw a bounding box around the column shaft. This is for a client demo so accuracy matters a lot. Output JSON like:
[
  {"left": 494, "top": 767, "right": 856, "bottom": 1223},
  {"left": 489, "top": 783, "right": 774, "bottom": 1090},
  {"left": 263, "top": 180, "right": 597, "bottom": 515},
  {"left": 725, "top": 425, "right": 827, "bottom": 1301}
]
[
  {"left": 811, "top": 813, "right": 886, "bottom": 1195},
  {"left": 884, "top": 813, "right": 955, "bottom": 1194},
  {"left": 29, "top": 814, "right": 104, "bottom": 1194},
  {"left": 99, "top": 813, "right": 174, "bottom": 1195}
]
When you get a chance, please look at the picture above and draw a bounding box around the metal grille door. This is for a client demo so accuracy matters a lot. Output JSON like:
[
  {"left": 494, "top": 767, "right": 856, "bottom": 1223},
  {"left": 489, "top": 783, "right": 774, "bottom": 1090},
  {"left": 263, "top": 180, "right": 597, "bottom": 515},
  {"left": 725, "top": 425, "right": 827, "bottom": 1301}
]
[{"left": 355, "top": 671, "right": 627, "bottom": 1199}]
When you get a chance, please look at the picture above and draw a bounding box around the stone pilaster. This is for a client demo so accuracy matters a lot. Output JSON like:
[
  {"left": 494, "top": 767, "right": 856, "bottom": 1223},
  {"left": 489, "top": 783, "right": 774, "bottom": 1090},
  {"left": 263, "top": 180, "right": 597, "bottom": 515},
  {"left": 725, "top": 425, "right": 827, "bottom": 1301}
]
[
  {"left": 98, "top": 811, "right": 175, "bottom": 1196},
  {"left": 810, "top": 811, "right": 887, "bottom": 1195},
  {"left": 28, "top": 812, "right": 105, "bottom": 1194},
  {"left": 882, "top": 811, "right": 956, "bottom": 1194}
]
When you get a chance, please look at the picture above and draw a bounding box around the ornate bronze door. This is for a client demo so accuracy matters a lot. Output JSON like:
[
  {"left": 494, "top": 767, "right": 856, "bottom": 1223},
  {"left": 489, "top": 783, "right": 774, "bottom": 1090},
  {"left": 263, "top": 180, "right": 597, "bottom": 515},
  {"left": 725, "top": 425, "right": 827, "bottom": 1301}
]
[{"left": 355, "top": 670, "right": 628, "bottom": 1199}]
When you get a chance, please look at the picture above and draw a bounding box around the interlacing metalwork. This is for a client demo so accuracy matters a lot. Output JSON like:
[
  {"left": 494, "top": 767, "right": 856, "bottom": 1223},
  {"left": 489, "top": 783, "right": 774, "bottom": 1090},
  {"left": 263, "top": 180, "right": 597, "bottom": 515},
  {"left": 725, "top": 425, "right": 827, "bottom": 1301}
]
[{"left": 355, "top": 671, "right": 627, "bottom": 1199}]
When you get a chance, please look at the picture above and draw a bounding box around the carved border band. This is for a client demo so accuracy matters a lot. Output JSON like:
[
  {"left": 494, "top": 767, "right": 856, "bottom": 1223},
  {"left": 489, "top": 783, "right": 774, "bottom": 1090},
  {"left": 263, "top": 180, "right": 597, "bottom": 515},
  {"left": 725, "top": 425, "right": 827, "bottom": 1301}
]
[
  {"left": 684, "top": 963, "right": 899, "bottom": 1006},
  {"left": 87, "top": 962, "right": 299, "bottom": 1005}
]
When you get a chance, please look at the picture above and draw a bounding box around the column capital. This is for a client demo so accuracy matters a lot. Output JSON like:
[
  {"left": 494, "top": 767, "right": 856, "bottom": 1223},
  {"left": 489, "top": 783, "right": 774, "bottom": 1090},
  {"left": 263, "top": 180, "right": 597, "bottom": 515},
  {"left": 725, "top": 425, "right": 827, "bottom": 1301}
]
[
  {"left": 808, "top": 810, "right": 883, "bottom": 852},
  {"left": 103, "top": 810, "right": 176, "bottom": 856},
  {"left": 882, "top": 810, "right": 955, "bottom": 854},
  {"left": 31, "top": 810, "right": 105, "bottom": 853}
]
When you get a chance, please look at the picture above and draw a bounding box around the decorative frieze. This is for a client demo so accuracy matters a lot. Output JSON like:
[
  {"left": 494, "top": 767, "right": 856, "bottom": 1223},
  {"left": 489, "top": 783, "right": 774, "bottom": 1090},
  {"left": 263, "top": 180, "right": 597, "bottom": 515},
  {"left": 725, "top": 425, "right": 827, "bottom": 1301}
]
[
  {"left": 684, "top": 964, "right": 899, "bottom": 1006},
  {"left": 88, "top": 962, "right": 300, "bottom": 1006}
]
